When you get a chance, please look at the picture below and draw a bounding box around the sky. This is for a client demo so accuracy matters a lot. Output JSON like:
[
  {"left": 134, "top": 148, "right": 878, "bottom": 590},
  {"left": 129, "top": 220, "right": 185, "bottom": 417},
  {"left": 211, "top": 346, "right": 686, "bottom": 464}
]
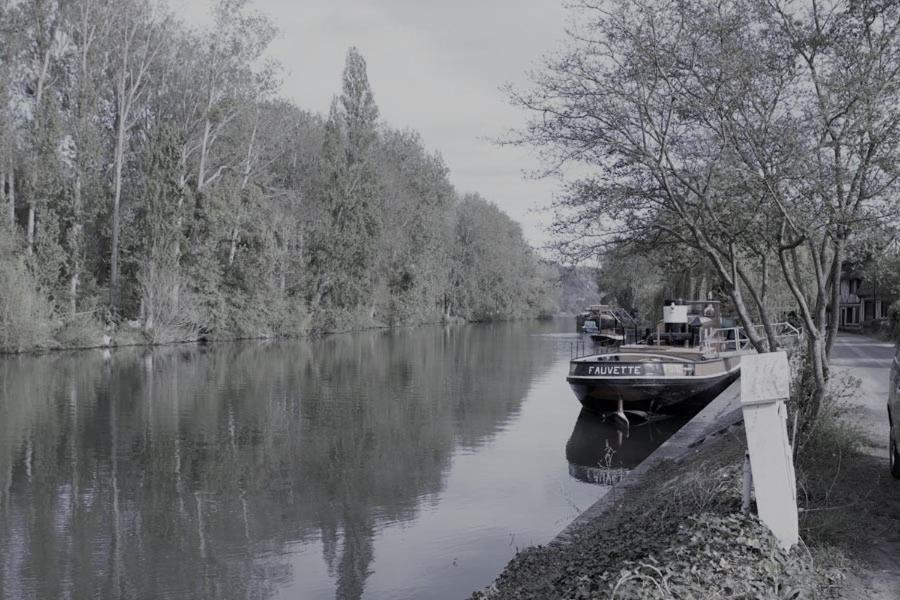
[{"left": 179, "top": 0, "right": 571, "bottom": 249}]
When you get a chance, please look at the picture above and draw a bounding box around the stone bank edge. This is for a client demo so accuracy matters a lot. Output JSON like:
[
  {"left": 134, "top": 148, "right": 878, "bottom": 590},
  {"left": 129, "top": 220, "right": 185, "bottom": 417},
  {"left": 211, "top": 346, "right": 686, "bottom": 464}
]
[{"left": 552, "top": 379, "right": 744, "bottom": 546}]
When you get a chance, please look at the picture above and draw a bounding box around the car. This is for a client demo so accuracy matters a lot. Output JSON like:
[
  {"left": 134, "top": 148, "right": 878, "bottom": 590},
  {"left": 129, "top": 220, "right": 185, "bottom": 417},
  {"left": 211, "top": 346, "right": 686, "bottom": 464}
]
[{"left": 890, "top": 343, "right": 900, "bottom": 478}]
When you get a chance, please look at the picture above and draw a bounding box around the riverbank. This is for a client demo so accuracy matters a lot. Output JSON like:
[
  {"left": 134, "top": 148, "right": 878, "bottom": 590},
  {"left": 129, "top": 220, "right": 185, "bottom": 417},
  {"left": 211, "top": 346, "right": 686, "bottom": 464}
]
[
  {"left": 472, "top": 420, "right": 833, "bottom": 599},
  {"left": 0, "top": 313, "right": 547, "bottom": 357},
  {"left": 472, "top": 333, "right": 900, "bottom": 599}
]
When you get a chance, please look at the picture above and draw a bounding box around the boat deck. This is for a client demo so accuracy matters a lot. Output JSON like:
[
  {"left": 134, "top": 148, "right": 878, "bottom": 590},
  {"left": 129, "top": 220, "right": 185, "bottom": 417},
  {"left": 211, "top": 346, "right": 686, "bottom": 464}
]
[{"left": 597, "top": 344, "right": 753, "bottom": 362}]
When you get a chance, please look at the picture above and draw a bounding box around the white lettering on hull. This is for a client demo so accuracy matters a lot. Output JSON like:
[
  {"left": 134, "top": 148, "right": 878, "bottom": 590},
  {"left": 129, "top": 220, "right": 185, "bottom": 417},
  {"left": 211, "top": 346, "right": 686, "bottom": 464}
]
[{"left": 586, "top": 365, "right": 643, "bottom": 376}]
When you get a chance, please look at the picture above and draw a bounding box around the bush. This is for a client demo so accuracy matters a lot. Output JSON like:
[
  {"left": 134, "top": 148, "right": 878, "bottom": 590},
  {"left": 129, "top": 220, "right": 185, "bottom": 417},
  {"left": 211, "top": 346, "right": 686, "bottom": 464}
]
[
  {"left": 139, "top": 260, "right": 201, "bottom": 344},
  {"left": 54, "top": 308, "right": 108, "bottom": 349},
  {"left": 794, "top": 373, "right": 869, "bottom": 545},
  {"left": 0, "top": 233, "right": 54, "bottom": 352}
]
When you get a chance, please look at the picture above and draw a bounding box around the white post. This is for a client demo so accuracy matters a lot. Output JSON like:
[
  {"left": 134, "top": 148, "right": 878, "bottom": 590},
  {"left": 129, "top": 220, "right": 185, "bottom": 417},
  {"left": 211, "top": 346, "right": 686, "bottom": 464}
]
[{"left": 740, "top": 351, "right": 798, "bottom": 550}]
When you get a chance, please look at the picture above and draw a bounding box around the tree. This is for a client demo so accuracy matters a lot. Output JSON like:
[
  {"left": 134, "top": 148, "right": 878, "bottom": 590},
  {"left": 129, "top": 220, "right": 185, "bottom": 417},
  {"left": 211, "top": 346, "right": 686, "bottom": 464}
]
[
  {"left": 104, "top": 0, "right": 165, "bottom": 312},
  {"left": 512, "top": 0, "right": 900, "bottom": 413},
  {"left": 449, "top": 194, "right": 553, "bottom": 320},
  {"left": 18, "top": 0, "right": 66, "bottom": 257},
  {"left": 62, "top": 0, "right": 111, "bottom": 315},
  {"left": 373, "top": 129, "right": 455, "bottom": 324},
  {"left": 308, "top": 48, "right": 382, "bottom": 322}
]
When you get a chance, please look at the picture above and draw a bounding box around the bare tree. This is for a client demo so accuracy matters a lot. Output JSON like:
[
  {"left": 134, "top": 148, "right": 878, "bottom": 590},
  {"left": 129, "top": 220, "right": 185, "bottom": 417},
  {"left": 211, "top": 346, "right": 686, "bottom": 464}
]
[{"left": 512, "top": 0, "right": 900, "bottom": 412}]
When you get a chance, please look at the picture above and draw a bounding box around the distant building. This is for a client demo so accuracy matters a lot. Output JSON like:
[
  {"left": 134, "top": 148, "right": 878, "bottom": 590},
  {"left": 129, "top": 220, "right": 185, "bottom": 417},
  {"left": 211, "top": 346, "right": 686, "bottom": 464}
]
[{"left": 839, "top": 268, "right": 889, "bottom": 330}]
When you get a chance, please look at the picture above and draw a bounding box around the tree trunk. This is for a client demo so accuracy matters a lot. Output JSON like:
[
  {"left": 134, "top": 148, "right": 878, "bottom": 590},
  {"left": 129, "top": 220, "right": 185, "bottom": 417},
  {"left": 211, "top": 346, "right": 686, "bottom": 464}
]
[
  {"left": 7, "top": 169, "right": 13, "bottom": 230},
  {"left": 69, "top": 174, "right": 83, "bottom": 316},
  {"left": 175, "top": 176, "right": 186, "bottom": 261},
  {"left": 26, "top": 203, "right": 34, "bottom": 256},
  {"left": 228, "top": 118, "right": 258, "bottom": 268},
  {"left": 806, "top": 333, "right": 828, "bottom": 422},
  {"left": 228, "top": 226, "right": 238, "bottom": 266},
  {"left": 110, "top": 113, "right": 126, "bottom": 311},
  {"left": 700, "top": 241, "right": 768, "bottom": 352},
  {"left": 737, "top": 259, "right": 779, "bottom": 351},
  {"left": 825, "top": 237, "right": 844, "bottom": 359},
  {"left": 197, "top": 118, "right": 212, "bottom": 193},
  {"left": 26, "top": 44, "right": 53, "bottom": 257}
]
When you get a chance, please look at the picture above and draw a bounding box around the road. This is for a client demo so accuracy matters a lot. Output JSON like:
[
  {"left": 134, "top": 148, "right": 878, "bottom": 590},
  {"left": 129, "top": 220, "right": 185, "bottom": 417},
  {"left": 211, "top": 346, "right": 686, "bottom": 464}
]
[
  {"left": 829, "top": 333, "right": 900, "bottom": 598},
  {"left": 831, "top": 333, "right": 894, "bottom": 455}
]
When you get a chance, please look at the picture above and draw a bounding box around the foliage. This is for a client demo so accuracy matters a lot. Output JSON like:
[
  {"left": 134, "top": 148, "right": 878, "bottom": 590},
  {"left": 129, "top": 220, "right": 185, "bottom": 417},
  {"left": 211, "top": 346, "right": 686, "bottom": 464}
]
[
  {"left": 555, "top": 264, "right": 603, "bottom": 314},
  {"left": 792, "top": 372, "right": 871, "bottom": 544},
  {"left": 449, "top": 195, "right": 557, "bottom": 321},
  {"left": 0, "top": 232, "right": 54, "bottom": 352},
  {"left": 53, "top": 309, "right": 107, "bottom": 349},
  {"left": 605, "top": 514, "right": 820, "bottom": 599},
  {"left": 138, "top": 260, "right": 201, "bottom": 344},
  {"left": 0, "top": 1, "right": 557, "bottom": 352}
]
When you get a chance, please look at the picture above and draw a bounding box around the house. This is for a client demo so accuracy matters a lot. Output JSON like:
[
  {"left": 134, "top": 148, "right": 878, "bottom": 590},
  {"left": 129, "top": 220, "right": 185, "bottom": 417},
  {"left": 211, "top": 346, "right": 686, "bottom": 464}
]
[{"left": 839, "top": 268, "right": 889, "bottom": 330}]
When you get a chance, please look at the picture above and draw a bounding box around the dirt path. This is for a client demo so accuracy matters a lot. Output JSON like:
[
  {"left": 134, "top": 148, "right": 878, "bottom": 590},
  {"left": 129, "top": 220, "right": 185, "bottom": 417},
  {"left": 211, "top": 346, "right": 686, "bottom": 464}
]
[{"left": 830, "top": 333, "right": 900, "bottom": 598}]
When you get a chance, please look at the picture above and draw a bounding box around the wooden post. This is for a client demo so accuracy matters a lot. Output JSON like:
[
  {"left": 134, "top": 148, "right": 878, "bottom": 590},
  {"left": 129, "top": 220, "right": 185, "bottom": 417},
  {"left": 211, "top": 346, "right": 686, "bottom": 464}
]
[
  {"left": 740, "top": 351, "right": 798, "bottom": 550},
  {"left": 741, "top": 451, "right": 752, "bottom": 514}
]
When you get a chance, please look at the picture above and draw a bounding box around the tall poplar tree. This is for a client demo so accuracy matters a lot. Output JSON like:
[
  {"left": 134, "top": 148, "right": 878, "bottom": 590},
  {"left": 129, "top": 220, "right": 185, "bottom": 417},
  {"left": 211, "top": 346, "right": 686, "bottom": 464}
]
[{"left": 308, "top": 47, "right": 382, "bottom": 321}]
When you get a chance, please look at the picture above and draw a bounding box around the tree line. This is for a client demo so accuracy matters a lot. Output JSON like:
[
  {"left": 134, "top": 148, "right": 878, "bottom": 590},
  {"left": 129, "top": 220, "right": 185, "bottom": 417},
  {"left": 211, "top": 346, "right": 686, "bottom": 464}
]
[{"left": 0, "top": 0, "right": 558, "bottom": 352}]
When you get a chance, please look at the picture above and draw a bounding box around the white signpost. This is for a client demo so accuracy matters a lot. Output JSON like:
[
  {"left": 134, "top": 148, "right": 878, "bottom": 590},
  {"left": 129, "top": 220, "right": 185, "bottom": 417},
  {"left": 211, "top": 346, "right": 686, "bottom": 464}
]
[{"left": 740, "top": 351, "right": 798, "bottom": 550}]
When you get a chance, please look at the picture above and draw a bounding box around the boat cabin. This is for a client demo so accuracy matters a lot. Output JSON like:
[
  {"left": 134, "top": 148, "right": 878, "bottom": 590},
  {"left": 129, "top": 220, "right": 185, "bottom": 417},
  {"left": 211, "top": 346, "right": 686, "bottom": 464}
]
[{"left": 648, "top": 299, "right": 721, "bottom": 347}]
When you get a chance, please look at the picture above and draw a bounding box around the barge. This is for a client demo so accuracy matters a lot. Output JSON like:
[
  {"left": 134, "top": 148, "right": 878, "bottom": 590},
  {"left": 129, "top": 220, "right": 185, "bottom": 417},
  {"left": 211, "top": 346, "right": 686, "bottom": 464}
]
[{"left": 567, "top": 300, "right": 752, "bottom": 423}]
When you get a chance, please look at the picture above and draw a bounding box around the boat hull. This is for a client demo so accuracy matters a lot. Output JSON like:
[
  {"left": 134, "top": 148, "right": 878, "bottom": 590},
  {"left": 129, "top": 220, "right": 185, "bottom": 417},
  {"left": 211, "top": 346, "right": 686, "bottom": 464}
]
[{"left": 566, "top": 369, "right": 739, "bottom": 414}]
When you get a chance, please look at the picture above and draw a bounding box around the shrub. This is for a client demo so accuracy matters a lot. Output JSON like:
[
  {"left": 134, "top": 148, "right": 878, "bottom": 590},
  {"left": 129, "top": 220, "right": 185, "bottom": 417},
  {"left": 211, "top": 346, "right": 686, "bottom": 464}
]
[
  {"left": 794, "top": 373, "right": 869, "bottom": 545},
  {"left": 139, "top": 260, "right": 201, "bottom": 344},
  {"left": 54, "top": 308, "right": 107, "bottom": 349},
  {"left": 0, "top": 233, "right": 54, "bottom": 352}
]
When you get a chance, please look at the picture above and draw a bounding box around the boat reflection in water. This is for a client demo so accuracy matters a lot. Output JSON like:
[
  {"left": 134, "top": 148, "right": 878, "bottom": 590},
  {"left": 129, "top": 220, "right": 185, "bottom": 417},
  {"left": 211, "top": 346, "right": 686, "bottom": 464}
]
[{"left": 565, "top": 409, "right": 695, "bottom": 484}]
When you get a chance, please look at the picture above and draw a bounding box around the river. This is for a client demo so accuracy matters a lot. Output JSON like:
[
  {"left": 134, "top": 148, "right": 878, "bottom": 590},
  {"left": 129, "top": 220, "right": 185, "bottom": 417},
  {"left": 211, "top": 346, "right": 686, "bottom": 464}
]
[{"left": 0, "top": 320, "right": 686, "bottom": 599}]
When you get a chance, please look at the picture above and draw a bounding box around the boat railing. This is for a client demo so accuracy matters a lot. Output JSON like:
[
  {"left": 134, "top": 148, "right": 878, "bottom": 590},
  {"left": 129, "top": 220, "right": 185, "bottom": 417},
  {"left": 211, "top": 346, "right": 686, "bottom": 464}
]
[
  {"left": 570, "top": 339, "right": 620, "bottom": 360},
  {"left": 750, "top": 322, "right": 804, "bottom": 354},
  {"left": 701, "top": 327, "right": 755, "bottom": 355},
  {"left": 702, "top": 322, "right": 803, "bottom": 356}
]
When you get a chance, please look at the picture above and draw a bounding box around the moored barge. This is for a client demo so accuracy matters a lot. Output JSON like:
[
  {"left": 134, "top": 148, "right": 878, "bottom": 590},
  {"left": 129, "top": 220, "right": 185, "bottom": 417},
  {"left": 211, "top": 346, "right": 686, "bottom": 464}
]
[{"left": 567, "top": 300, "right": 752, "bottom": 422}]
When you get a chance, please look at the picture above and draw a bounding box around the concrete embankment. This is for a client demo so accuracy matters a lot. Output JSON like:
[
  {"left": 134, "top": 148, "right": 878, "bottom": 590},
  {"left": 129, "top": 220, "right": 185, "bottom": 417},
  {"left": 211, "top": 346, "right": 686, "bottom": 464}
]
[{"left": 553, "top": 379, "right": 744, "bottom": 547}]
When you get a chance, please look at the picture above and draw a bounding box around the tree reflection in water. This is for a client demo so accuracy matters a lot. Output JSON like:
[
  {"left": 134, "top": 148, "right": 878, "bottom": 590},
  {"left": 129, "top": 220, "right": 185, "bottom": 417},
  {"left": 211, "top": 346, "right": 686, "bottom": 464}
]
[{"left": 0, "top": 323, "right": 554, "bottom": 599}]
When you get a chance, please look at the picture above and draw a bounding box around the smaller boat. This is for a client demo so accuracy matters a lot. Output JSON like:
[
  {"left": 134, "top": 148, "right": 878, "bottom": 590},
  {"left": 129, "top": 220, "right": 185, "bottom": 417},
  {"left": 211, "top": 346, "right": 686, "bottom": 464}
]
[
  {"left": 577, "top": 304, "right": 639, "bottom": 346},
  {"left": 567, "top": 300, "right": 752, "bottom": 424}
]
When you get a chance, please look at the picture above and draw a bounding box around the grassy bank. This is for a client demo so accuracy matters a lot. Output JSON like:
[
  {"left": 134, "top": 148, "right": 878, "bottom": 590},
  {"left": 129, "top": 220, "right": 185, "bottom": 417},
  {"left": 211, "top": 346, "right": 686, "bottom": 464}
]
[{"left": 472, "top": 376, "right": 883, "bottom": 599}]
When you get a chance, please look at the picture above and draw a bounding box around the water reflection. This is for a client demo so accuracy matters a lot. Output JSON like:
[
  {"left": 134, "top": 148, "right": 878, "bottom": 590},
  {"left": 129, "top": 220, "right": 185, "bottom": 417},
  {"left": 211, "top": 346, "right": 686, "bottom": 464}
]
[
  {"left": 0, "top": 323, "right": 556, "bottom": 600},
  {"left": 565, "top": 410, "right": 693, "bottom": 484}
]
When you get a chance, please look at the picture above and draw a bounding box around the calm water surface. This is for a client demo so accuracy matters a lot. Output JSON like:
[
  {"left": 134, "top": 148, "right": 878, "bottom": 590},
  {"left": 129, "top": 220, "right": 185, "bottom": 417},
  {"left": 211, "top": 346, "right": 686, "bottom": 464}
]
[{"left": 0, "top": 320, "right": 681, "bottom": 599}]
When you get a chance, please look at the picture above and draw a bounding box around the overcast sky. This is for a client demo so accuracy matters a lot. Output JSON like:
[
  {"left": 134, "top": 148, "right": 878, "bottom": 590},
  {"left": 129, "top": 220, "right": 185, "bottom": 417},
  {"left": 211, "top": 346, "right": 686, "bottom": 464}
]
[{"left": 181, "top": 0, "right": 570, "bottom": 248}]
